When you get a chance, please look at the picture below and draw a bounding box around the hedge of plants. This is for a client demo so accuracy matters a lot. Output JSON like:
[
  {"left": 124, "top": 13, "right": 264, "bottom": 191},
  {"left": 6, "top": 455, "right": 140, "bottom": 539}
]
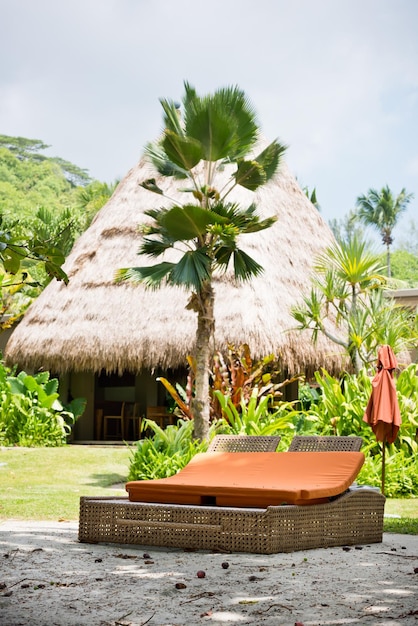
[
  {"left": 128, "top": 363, "right": 418, "bottom": 498},
  {"left": 0, "top": 359, "right": 85, "bottom": 446}
]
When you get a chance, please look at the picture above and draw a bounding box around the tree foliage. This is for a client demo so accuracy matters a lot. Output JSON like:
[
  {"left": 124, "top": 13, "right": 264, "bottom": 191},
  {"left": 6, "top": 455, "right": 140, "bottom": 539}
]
[
  {"left": 291, "top": 235, "right": 418, "bottom": 373},
  {"left": 387, "top": 249, "right": 418, "bottom": 287},
  {"left": 0, "top": 135, "right": 115, "bottom": 327},
  {"left": 355, "top": 185, "right": 414, "bottom": 277}
]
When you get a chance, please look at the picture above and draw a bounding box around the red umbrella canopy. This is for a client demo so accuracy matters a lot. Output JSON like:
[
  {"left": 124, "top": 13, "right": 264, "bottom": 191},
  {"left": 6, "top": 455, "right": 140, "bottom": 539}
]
[{"left": 363, "top": 345, "right": 402, "bottom": 444}]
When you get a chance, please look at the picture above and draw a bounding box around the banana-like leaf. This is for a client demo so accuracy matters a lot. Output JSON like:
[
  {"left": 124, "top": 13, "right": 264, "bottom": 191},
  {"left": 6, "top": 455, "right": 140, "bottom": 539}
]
[{"left": 157, "top": 376, "right": 192, "bottom": 418}]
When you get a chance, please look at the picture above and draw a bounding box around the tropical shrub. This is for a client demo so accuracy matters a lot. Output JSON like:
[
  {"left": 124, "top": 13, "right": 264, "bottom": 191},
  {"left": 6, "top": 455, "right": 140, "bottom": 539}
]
[
  {"left": 0, "top": 359, "right": 85, "bottom": 446},
  {"left": 299, "top": 364, "right": 418, "bottom": 496},
  {"left": 299, "top": 365, "right": 418, "bottom": 454},
  {"left": 357, "top": 450, "right": 418, "bottom": 497},
  {"left": 291, "top": 235, "right": 418, "bottom": 373},
  {"left": 213, "top": 387, "right": 298, "bottom": 438},
  {"left": 127, "top": 419, "right": 209, "bottom": 480},
  {"left": 127, "top": 390, "right": 300, "bottom": 479},
  {"left": 158, "top": 343, "right": 300, "bottom": 423}
]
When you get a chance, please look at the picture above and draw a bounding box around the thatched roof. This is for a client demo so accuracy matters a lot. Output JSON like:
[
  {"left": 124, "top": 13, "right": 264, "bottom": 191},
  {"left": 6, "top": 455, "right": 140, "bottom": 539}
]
[{"left": 5, "top": 149, "right": 347, "bottom": 376}]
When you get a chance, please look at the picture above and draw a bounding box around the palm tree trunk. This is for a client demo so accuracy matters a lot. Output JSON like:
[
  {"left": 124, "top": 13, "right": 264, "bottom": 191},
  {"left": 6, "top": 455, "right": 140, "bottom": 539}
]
[
  {"left": 350, "top": 284, "right": 362, "bottom": 374},
  {"left": 386, "top": 244, "right": 391, "bottom": 278},
  {"left": 192, "top": 282, "right": 214, "bottom": 441}
]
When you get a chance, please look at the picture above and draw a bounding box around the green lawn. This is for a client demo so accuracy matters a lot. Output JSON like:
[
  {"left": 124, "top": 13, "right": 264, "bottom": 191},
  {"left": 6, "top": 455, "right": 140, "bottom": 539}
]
[
  {"left": 0, "top": 445, "right": 417, "bottom": 533},
  {"left": 0, "top": 445, "right": 131, "bottom": 520}
]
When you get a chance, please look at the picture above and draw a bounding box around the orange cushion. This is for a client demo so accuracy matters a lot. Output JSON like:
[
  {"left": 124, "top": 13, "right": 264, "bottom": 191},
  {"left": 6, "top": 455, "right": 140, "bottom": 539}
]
[{"left": 125, "top": 451, "right": 365, "bottom": 507}]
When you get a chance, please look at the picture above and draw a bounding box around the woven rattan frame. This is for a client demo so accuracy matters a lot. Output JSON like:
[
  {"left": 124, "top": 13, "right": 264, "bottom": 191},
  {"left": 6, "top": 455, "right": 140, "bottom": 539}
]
[
  {"left": 288, "top": 436, "right": 363, "bottom": 452},
  {"left": 207, "top": 435, "right": 281, "bottom": 452},
  {"left": 79, "top": 488, "right": 384, "bottom": 554}
]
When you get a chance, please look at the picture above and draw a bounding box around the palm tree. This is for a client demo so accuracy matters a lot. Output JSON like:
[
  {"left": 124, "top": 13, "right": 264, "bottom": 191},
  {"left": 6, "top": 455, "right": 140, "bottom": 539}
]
[
  {"left": 355, "top": 186, "right": 414, "bottom": 278},
  {"left": 116, "top": 82, "right": 286, "bottom": 441}
]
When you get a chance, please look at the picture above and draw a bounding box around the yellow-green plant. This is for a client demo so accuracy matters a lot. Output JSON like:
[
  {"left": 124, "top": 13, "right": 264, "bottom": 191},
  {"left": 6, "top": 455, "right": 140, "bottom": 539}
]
[
  {"left": 127, "top": 418, "right": 208, "bottom": 480},
  {"left": 213, "top": 387, "right": 298, "bottom": 436}
]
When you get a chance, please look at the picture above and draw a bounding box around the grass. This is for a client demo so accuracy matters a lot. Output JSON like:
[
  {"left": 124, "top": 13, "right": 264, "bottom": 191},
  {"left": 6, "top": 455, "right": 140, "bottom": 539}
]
[
  {"left": 0, "top": 445, "right": 132, "bottom": 521},
  {"left": 0, "top": 445, "right": 417, "bottom": 533}
]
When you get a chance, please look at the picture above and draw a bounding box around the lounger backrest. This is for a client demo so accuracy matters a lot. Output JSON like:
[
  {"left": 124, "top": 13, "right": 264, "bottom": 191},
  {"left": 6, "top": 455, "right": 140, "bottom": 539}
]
[
  {"left": 207, "top": 435, "right": 281, "bottom": 452},
  {"left": 288, "top": 435, "right": 363, "bottom": 452}
]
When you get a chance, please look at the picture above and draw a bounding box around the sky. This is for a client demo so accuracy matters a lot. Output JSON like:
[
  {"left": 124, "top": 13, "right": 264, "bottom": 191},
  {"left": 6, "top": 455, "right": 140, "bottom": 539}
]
[{"left": 1, "top": 0, "right": 417, "bottom": 244}]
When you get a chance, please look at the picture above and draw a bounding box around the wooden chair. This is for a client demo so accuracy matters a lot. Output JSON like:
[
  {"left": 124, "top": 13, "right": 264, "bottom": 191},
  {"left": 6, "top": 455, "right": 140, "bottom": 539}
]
[
  {"left": 124, "top": 402, "right": 141, "bottom": 440},
  {"left": 103, "top": 402, "right": 125, "bottom": 440},
  {"left": 145, "top": 406, "right": 173, "bottom": 429}
]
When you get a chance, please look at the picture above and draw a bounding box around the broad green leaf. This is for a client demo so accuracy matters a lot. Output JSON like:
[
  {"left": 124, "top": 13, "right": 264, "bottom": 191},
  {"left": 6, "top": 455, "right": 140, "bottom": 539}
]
[
  {"left": 162, "top": 130, "right": 203, "bottom": 171},
  {"left": 3, "top": 248, "right": 22, "bottom": 274},
  {"left": 162, "top": 205, "right": 227, "bottom": 241},
  {"left": 144, "top": 142, "right": 189, "bottom": 179}
]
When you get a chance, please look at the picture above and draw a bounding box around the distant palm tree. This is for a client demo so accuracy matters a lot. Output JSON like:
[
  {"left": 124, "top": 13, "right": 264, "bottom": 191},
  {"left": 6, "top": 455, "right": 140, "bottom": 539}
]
[
  {"left": 355, "top": 186, "right": 413, "bottom": 277},
  {"left": 116, "top": 82, "right": 286, "bottom": 441}
]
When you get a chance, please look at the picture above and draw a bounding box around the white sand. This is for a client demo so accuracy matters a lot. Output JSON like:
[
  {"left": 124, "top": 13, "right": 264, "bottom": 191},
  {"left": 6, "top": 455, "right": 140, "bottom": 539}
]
[{"left": 0, "top": 520, "right": 417, "bottom": 626}]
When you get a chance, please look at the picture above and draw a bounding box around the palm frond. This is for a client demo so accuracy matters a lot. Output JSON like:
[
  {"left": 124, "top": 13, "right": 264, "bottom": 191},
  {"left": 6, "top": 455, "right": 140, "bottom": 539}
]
[
  {"left": 162, "top": 130, "right": 203, "bottom": 171},
  {"left": 144, "top": 142, "right": 188, "bottom": 179},
  {"left": 161, "top": 204, "right": 227, "bottom": 241},
  {"left": 170, "top": 249, "right": 211, "bottom": 290},
  {"left": 115, "top": 262, "right": 174, "bottom": 288},
  {"left": 182, "top": 83, "right": 258, "bottom": 162},
  {"left": 232, "top": 249, "right": 264, "bottom": 281},
  {"left": 159, "top": 98, "right": 184, "bottom": 135}
]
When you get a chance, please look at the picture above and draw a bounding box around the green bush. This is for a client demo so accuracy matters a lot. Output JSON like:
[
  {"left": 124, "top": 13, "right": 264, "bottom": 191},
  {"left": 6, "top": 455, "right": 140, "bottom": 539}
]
[
  {"left": 298, "top": 364, "right": 418, "bottom": 497},
  {"left": 213, "top": 387, "right": 298, "bottom": 437},
  {"left": 0, "top": 359, "right": 85, "bottom": 446},
  {"left": 301, "top": 364, "right": 418, "bottom": 457},
  {"left": 128, "top": 365, "right": 418, "bottom": 497},
  {"left": 357, "top": 449, "right": 418, "bottom": 497},
  {"left": 127, "top": 419, "right": 208, "bottom": 480}
]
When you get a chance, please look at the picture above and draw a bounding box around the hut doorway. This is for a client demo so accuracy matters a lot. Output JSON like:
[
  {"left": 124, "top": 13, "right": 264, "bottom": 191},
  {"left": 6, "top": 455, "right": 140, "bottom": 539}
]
[{"left": 68, "top": 368, "right": 187, "bottom": 443}]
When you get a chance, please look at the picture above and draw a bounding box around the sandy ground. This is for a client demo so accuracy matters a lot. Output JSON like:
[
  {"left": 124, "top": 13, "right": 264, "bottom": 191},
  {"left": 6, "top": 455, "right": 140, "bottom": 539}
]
[{"left": 0, "top": 520, "right": 416, "bottom": 626}]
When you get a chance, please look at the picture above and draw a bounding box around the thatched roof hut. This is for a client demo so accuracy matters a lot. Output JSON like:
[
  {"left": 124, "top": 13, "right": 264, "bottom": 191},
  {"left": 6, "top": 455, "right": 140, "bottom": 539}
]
[{"left": 5, "top": 151, "right": 346, "bottom": 378}]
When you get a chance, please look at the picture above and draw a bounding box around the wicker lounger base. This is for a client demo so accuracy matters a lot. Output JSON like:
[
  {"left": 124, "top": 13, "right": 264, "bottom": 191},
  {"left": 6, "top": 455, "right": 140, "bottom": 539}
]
[{"left": 79, "top": 488, "right": 385, "bottom": 554}]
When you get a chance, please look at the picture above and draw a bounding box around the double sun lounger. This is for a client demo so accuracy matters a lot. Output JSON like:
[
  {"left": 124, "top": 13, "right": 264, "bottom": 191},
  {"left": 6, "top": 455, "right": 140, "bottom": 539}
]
[{"left": 79, "top": 435, "right": 385, "bottom": 554}]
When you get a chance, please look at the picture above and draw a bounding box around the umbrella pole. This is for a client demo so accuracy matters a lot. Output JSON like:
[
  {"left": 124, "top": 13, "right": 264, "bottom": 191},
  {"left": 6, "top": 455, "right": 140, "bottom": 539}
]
[{"left": 381, "top": 440, "right": 386, "bottom": 496}]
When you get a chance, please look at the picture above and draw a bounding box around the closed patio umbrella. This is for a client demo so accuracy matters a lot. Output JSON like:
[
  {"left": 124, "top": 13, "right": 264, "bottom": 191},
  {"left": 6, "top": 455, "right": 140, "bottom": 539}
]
[{"left": 363, "top": 345, "right": 401, "bottom": 495}]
